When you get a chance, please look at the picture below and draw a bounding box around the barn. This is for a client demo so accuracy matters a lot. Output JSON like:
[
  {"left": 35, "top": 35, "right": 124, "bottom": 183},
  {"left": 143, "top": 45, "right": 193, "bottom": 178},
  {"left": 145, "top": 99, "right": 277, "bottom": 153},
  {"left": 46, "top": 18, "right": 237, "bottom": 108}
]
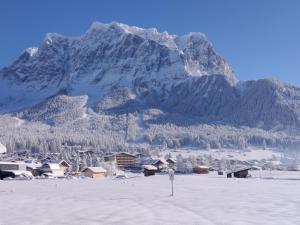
[
  {"left": 227, "top": 167, "right": 251, "bottom": 178},
  {"left": 82, "top": 167, "right": 107, "bottom": 179},
  {"left": 193, "top": 165, "right": 209, "bottom": 174},
  {"left": 143, "top": 165, "right": 157, "bottom": 176}
]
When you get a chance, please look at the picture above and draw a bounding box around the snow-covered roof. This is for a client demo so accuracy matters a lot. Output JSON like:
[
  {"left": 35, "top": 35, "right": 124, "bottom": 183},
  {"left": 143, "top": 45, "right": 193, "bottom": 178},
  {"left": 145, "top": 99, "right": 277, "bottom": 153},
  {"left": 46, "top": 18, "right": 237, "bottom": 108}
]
[
  {"left": 166, "top": 158, "right": 176, "bottom": 163},
  {"left": 143, "top": 165, "right": 158, "bottom": 170},
  {"left": 195, "top": 165, "right": 209, "bottom": 169},
  {"left": 25, "top": 162, "right": 42, "bottom": 169},
  {"left": 231, "top": 167, "right": 252, "bottom": 173},
  {"left": 146, "top": 158, "right": 168, "bottom": 165},
  {"left": 83, "top": 167, "right": 107, "bottom": 173},
  {"left": 0, "top": 142, "right": 7, "bottom": 154},
  {"left": 42, "top": 163, "right": 60, "bottom": 170}
]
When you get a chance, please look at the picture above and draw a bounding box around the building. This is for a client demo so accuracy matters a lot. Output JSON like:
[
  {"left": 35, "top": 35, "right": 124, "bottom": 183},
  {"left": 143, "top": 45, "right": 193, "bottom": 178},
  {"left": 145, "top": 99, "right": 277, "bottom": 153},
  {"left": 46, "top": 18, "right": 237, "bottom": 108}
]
[
  {"left": 115, "top": 153, "right": 137, "bottom": 168},
  {"left": 0, "top": 161, "right": 32, "bottom": 179},
  {"left": 82, "top": 167, "right": 107, "bottom": 178},
  {"left": 227, "top": 167, "right": 251, "bottom": 178},
  {"left": 143, "top": 165, "right": 157, "bottom": 176},
  {"left": 193, "top": 165, "right": 209, "bottom": 174},
  {"left": 39, "top": 163, "right": 65, "bottom": 177},
  {"left": 141, "top": 158, "right": 167, "bottom": 171},
  {"left": 25, "top": 160, "right": 42, "bottom": 176},
  {"left": 58, "top": 160, "right": 70, "bottom": 172},
  {"left": 166, "top": 158, "right": 176, "bottom": 168}
]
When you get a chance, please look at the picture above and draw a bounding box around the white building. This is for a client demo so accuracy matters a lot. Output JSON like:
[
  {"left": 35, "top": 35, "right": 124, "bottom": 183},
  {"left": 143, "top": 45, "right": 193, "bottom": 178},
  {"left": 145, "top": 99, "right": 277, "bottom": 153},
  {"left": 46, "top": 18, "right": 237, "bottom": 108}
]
[{"left": 40, "top": 163, "right": 65, "bottom": 177}]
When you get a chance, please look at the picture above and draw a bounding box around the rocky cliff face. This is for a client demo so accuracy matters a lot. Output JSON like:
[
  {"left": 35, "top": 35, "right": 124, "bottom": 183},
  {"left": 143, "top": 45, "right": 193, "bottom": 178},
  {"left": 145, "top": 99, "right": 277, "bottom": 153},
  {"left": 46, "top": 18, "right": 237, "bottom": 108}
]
[{"left": 0, "top": 22, "right": 235, "bottom": 111}]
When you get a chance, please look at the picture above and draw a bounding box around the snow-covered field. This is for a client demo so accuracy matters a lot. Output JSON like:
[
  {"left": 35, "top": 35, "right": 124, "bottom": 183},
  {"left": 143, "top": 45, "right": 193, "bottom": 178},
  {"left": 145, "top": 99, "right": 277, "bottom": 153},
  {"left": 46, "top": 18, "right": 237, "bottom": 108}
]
[
  {"left": 166, "top": 147, "right": 281, "bottom": 161},
  {"left": 1, "top": 172, "right": 300, "bottom": 225}
]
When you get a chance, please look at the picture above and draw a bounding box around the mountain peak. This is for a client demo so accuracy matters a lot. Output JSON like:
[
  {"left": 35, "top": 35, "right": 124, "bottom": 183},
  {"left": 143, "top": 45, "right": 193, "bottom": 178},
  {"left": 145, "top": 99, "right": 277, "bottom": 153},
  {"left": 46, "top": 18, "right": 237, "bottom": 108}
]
[
  {"left": 0, "top": 21, "right": 237, "bottom": 111},
  {"left": 25, "top": 47, "right": 38, "bottom": 57}
]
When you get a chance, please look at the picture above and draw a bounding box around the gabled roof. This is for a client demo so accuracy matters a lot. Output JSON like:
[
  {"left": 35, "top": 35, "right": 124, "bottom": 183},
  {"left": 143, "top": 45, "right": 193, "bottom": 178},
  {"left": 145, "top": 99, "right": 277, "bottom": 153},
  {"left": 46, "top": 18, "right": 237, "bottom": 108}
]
[
  {"left": 166, "top": 158, "right": 176, "bottom": 163},
  {"left": 141, "top": 158, "right": 167, "bottom": 165},
  {"left": 58, "top": 160, "right": 70, "bottom": 167},
  {"left": 143, "top": 165, "right": 158, "bottom": 170},
  {"left": 83, "top": 167, "right": 107, "bottom": 173},
  {"left": 231, "top": 167, "right": 252, "bottom": 173}
]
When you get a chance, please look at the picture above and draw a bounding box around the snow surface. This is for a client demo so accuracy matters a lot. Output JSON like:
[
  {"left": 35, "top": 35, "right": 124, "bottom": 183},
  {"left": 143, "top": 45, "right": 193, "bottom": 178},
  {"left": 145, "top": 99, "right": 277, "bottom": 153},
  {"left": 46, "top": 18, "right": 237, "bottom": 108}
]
[
  {"left": 0, "top": 172, "right": 300, "bottom": 225},
  {"left": 166, "top": 147, "right": 281, "bottom": 161}
]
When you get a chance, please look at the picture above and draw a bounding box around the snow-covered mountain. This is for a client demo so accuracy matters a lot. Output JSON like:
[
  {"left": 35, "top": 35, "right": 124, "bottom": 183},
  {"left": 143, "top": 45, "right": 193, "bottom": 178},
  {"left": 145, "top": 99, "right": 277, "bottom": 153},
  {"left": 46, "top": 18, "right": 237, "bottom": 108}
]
[
  {"left": 0, "top": 22, "right": 300, "bottom": 153},
  {"left": 0, "top": 22, "right": 235, "bottom": 112}
]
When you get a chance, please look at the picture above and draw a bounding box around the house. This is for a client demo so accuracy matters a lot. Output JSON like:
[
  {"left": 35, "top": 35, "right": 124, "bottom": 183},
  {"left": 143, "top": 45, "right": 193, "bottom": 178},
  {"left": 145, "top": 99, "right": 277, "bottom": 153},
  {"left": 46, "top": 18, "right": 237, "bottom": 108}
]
[
  {"left": 0, "top": 161, "right": 32, "bottom": 179},
  {"left": 25, "top": 160, "right": 42, "bottom": 176},
  {"left": 141, "top": 158, "right": 167, "bottom": 171},
  {"left": 115, "top": 152, "right": 137, "bottom": 168},
  {"left": 40, "top": 159, "right": 70, "bottom": 172},
  {"left": 227, "top": 167, "right": 251, "bottom": 178},
  {"left": 193, "top": 165, "right": 209, "bottom": 174},
  {"left": 103, "top": 152, "right": 138, "bottom": 170},
  {"left": 39, "top": 163, "right": 65, "bottom": 177},
  {"left": 143, "top": 165, "right": 157, "bottom": 176},
  {"left": 58, "top": 160, "right": 70, "bottom": 172},
  {"left": 166, "top": 158, "right": 176, "bottom": 168},
  {"left": 81, "top": 167, "right": 107, "bottom": 178}
]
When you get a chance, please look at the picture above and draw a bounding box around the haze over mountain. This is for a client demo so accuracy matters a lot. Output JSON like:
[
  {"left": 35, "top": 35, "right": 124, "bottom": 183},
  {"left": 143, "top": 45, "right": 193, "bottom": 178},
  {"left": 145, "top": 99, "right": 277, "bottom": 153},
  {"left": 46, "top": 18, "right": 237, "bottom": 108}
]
[{"left": 0, "top": 22, "right": 300, "bottom": 153}]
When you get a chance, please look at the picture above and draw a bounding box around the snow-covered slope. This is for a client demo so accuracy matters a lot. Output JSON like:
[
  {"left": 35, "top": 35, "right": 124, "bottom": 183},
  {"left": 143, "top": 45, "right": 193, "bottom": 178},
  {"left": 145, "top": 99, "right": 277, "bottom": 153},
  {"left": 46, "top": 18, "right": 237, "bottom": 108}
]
[{"left": 0, "top": 22, "right": 300, "bottom": 152}]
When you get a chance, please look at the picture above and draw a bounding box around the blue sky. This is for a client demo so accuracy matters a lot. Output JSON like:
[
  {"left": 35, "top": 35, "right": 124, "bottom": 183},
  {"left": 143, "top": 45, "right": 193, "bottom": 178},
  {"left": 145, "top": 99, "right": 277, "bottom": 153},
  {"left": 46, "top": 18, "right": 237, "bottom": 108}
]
[{"left": 0, "top": 0, "right": 299, "bottom": 86}]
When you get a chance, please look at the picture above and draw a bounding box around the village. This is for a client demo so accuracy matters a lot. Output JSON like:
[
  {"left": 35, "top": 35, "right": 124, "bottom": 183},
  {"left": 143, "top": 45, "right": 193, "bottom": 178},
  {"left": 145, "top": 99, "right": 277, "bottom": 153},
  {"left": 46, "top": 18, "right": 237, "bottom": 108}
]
[{"left": 0, "top": 141, "right": 277, "bottom": 181}]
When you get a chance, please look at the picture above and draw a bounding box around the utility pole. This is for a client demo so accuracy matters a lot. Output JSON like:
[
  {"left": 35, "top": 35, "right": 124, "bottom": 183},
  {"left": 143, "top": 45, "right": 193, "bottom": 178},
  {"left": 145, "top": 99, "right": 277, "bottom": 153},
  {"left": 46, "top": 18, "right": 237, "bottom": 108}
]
[{"left": 168, "top": 169, "right": 174, "bottom": 196}]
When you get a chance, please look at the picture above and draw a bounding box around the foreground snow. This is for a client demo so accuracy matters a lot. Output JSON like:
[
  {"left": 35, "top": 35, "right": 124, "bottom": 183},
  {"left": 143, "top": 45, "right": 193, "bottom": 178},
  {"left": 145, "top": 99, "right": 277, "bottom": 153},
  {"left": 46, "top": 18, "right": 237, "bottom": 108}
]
[{"left": 0, "top": 172, "right": 300, "bottom": 225}]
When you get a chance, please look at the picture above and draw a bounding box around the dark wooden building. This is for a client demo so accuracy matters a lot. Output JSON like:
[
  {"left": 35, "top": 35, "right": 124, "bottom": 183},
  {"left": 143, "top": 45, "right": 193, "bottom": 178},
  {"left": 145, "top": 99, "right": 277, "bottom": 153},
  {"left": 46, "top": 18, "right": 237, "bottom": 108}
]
[
  {"left": 193, "top": 165, "right": 209, "bottom": 174},
  {"left": 115, "top": 153, "right": 137, "bottom": 168},
  {"left": 143, "top": 165, "right": 157, "bottom": 176},
  {"left": 227, "top": 167, "right": 251, "bottom": 178}
]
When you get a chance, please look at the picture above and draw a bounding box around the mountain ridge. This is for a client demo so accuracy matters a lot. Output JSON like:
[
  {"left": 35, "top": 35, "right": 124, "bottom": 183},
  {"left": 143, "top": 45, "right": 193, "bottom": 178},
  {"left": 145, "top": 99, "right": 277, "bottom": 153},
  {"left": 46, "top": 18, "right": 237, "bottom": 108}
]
[{"left": 0, "top": 22, "right": 299, "bottom": 153}]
